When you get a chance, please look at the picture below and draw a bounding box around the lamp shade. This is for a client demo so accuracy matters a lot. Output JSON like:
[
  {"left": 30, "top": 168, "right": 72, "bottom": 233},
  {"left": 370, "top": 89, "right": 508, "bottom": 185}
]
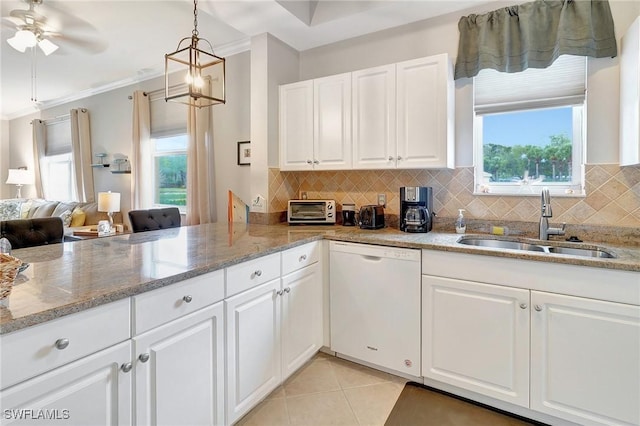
[
  {"left": 6, "top": 169, "right": 34, "bottom": 185},
  {"left": 98, "top": 191, "right": 121, "bottom": 213}
]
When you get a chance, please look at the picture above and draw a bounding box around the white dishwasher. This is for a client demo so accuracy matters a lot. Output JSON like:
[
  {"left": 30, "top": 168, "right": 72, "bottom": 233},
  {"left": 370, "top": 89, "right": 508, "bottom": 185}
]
[{"left": 330, "top": 241, "right": 421, "bottom": 376}]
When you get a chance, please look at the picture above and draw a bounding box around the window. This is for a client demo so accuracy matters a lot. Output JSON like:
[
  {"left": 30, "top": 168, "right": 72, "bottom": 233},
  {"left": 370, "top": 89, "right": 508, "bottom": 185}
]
[
  {"left": 149, "top": 88, "right": 188, "bottom": 212},
  {"left": 42, "top": 118, "right": 76, "bottom": 201},
  {"left": 151, "top": 134, "right": 187, "bottom": 211},
  {"left": 473, "top": 55, "right": 586, "bottom": 196}
]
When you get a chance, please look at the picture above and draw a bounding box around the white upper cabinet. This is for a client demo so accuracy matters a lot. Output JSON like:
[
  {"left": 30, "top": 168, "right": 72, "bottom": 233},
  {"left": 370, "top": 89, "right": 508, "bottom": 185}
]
[
  {"left": 396, "top": 54, "right": 454, "bottom": 169},
  {"left": 279, "top": 81, "right": 314, "bottom": 170},
  {"left": 620, "top": 16, "right": 640, "bottom": 166},
  {"left": 314, "top": 73, "right": 352, "bottom": 170},
  {"left": 352, "top": 64, "right": 397, "bottom": 169},
  {"left": 279, "top": 54, "right": 455, "bottom": 171}
]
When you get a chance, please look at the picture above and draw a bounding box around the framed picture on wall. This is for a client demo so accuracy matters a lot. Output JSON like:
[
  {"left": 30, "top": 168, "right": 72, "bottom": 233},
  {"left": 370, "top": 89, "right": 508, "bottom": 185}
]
[{"left": 237, "top": 141, "right": 251, "bottom": 166}]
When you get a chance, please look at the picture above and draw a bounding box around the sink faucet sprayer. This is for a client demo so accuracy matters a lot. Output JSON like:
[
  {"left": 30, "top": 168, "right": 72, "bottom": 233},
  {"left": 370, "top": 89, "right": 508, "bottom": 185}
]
[{"left": 539, "top": 187, "right": 566, "bottom": 240}]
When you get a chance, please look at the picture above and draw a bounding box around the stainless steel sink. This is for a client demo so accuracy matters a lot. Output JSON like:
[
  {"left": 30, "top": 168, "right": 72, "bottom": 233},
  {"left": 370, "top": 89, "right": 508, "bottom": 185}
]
[
  {"left": 457, "top": 236, "right": 616, "bottom": 258},
  {"left": 546, "top": 246, "right": 615, "bottom": 258},
  {"left": 457, "top": 237, "right": 546, "bottom": 252}
]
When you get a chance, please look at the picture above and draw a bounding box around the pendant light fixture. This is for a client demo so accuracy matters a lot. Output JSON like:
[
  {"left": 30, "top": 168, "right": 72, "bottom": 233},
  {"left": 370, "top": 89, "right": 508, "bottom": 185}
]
[{"left": 165, "top": 0, "right": 225, "bottom": 108}]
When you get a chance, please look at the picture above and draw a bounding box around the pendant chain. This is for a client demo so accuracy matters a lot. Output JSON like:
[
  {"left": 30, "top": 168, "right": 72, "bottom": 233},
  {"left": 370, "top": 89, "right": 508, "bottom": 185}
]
[{"left": 192, "top": 0, "right": 199, "bottom": 38}]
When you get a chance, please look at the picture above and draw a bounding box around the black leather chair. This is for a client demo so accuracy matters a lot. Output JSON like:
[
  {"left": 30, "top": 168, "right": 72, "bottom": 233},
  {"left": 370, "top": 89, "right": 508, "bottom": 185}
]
[
  {"left": 128, "top": 208, "right": 182, "bottom": 233},
  {"left": 0, "top": 217, "right": 64, "bottom": 249}
]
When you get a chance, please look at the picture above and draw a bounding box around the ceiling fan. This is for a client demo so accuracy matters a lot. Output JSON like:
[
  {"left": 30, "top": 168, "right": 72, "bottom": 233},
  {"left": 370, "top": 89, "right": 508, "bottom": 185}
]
[{"left": 5, "top": 0, "right": 59, "bottom": 55}]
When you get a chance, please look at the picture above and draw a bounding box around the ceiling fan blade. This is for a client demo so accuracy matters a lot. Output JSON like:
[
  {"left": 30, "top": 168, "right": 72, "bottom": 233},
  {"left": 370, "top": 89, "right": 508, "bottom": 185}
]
[
  {"left": 9, "top": 8, "right": 47, "bottom": 26},
  {"left": 46, "top": 32, "right": 108, "bottom": 55}
]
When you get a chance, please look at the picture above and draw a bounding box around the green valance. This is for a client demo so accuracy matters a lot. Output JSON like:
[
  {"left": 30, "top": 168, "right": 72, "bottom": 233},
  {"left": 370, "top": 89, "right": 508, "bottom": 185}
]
[{"left": 454, "top": 0, "right": 617, "bottom": 80}]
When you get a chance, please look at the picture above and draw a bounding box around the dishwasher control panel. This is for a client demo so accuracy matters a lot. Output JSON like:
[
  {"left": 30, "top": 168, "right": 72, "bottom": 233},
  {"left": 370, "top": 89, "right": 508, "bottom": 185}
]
[{"left": 330, "top": 241, "right": 420, "bottom": 262}]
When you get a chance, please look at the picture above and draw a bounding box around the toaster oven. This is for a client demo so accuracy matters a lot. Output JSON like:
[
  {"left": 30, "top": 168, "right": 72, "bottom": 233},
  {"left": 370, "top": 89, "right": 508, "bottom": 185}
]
[{"left": 287, "top": 200, "right": 336, "bottom": 224}]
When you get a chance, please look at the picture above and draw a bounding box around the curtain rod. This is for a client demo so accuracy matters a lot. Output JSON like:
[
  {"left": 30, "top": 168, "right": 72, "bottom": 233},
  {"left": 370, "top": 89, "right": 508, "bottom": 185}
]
[{"left": 128, "top": 83, "right": 189, "bottom": 100}]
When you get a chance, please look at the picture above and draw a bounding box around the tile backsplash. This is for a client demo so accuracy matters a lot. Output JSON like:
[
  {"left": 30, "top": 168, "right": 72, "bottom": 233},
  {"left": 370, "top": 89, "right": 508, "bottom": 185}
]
[{"left": 268, "top": 165, "right": 640, "bottom": 229}]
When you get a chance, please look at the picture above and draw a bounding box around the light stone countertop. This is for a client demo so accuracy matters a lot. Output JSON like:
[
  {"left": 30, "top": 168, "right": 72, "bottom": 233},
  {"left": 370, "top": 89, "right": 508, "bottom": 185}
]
[{"left": 1, "top": 222, "right": 639, "bottom": 335}]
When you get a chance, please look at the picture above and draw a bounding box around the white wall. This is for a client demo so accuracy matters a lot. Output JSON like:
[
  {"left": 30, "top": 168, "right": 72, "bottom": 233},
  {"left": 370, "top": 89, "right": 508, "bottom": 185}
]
[
  {"left": 299, "top": 0, "right": 640, "bottom": 167},
  {"left": 5, "top": 52, "right": 252, "bottom": 222},
  {"left": 0, "top": 120, "right": 9, "bottom": 199}
]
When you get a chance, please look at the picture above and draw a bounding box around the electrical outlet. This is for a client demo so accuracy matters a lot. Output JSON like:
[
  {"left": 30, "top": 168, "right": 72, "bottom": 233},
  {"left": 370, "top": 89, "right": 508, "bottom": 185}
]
[{"left": 378, "top": 194, "right": 386, "bottom": 207}]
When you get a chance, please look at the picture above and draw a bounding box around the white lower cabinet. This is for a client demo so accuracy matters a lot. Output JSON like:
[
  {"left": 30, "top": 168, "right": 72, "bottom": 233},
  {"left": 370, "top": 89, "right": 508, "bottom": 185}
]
[
  {"left": 421, "top": 276, "right": 530, "bottom": 407},
  {"left": 134, "top": 303, "right": 225, "bottom": 426},
  {"left": 0, "top": 341, "right": 132, "bottom": 425},
  {"left": 530, "top": 291, "right": 640, "bottom": 426},
  {"left": 226, "top": 244, "right": 323, "bottom": 425}
]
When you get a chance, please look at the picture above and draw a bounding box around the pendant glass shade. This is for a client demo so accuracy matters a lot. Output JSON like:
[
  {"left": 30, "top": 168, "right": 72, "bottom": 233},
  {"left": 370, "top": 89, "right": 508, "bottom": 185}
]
[
  {"left": 165, "top": 36, "right": 225, "bottom": 108},
  {"left": 7, "top": 30, "right": 37, "bottom": 52}
]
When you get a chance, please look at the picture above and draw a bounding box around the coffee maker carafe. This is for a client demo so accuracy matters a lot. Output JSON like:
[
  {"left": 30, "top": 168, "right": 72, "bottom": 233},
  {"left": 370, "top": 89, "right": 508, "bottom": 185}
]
[{"left": 400, "top": 187, "right": 433, "bottom": 233}]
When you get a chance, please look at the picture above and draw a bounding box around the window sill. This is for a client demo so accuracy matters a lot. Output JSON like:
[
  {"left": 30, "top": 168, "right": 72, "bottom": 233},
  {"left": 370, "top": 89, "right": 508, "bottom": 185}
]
[{"left": 473, "top": 189, "right": 586, "bottom": 198}]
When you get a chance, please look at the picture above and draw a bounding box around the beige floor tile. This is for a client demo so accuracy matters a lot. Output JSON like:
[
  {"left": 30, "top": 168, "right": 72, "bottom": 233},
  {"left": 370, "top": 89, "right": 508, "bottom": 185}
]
[
  {"left": 266, "top": 385, "right": 286, "bottom": 400},
  {"left": 284, "top": 357, "right": 341, "bottom": 396},
  {"left": 344, "top": 382, "right": 405, "bottom": 426},
  {"left": 330, "top": 357, "right": 394, "bottom": 389},
  {"left": 286, "top": 390, "right": 359, "bottom": 426},
  {"left": 236, "top": 397, "right": 290, "bottom": 426}
]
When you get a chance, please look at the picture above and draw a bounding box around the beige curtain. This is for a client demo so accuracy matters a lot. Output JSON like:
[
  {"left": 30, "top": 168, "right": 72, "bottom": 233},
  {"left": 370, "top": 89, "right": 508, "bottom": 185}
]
[
  {"left": 31, "top": 119, "right": 46, "bottom": 198},
  {"left": 131, "top": 90, "right": 152, "bottom": 209},
  {"left": 70, "top": 108, "right": 95, "bottom": 202},
  {"left": 186, "top": 81, "right": 217, "bottom": 225}
]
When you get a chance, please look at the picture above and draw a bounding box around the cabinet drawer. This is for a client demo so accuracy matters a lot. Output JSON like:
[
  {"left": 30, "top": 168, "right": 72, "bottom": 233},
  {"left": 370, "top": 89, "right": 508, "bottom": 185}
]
[
  {"left": 226, "top": 253, "right": 281, "bottom": 297},
  {"left": 0, "top": 298, "right": 130, "bottom": 389},
  {"left": 282, "top": 241, "right": 320, "bottom": 276},
  {"left": 133, "top": 270, "right": 225, "bottom": 335}
]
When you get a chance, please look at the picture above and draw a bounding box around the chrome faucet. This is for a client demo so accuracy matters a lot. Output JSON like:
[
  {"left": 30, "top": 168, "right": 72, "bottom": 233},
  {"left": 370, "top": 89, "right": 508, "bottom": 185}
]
[{"left": 539, "top": 187, "right": 566, "bottom": 240}]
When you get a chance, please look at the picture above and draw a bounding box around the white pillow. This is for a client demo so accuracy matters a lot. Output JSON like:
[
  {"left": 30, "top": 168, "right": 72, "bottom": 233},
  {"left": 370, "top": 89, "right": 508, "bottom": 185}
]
[{"left": 59, "top": 209, "right": 73, "bottom": 227}]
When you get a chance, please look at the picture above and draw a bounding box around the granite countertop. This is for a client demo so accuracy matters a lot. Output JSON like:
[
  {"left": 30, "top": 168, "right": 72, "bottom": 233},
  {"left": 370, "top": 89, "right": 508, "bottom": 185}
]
[{"left": 1, "top": 222, "right": 639, "bottom": 334}]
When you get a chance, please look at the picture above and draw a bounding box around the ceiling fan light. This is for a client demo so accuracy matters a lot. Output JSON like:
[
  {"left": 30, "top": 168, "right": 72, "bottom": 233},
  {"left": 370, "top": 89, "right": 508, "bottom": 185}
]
[
  {"left": 38, "top": 38, "right": 59, "bottom": 56},
  {"left": 10, "top": 30, "right": 38, "bottom": 50}
]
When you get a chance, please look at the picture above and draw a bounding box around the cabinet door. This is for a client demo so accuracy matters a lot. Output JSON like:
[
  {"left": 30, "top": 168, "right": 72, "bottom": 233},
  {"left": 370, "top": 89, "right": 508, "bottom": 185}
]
[
  {"left": 620, "top": 16, "right": 640, "bottom": 166},
  {"left": 422, "top": 276, "right": 530, "bottom": 408},
  {"left": 134, "top": 303, "right": 224, "bottom": 426},
  {"left": 313, "top": 73, "right": 352, "bottom": 170},
  {"left": 396, "top": 54, "right": 454, "bottom": 169},
  {"left": 0, "top": 341, "right": 132, "bottom": 426},
  {"left": 530, "top": 291, "right": 640, "bottom": 426},
  {"left": 226, "top": 279, "right": 282, "bottom": 425},
  {"left": 280, "top": 80, "right": 314, "bottom": 170},
  {"left": 352, "top": 64, "right": 397, "bottom": 169},
  {"left": 281, "top": 262, "right": 323, "bottom": 380}
]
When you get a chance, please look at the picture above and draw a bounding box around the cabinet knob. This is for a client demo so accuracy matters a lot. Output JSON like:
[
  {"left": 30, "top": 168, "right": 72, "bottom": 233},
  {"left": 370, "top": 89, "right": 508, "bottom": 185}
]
[
  {"left": 54, "top": 338, "right": 70, "bottom": 350},
  {"left": 299, "top": 254, "right": 307, "bottom": 262},
  {"left": 284, "top": 287, "right": 291, "bottom": 293},
  {"left": 253, "top": 270, "right": 262, "bottom": 278},
  {"left": 121, "top": 362, "right": 133, "bottom": 373},
  {"left": 276, "top": 290, "right": 284, "bottom": 296},
  {"left": 306, "top": 160, "right": 312, "bottom": 164},
  {"left": 388, "top": 156, "right": 394, "bottom": 161},
  {"left": 313, "top": 160, "right": 319, "bottom": 164},
  {"left": 397, "top": 156, "right": 402, "bottom": 160},
  {"left": 534, "top": 305, "right": 543, "bottom": 312},
  {"left": 138, "top": 353, "right": 150, "bottom": 363},
  {"left": 519, "top": 303, "right": 527, "bottom": 310},
  {"left": 182, "top": 295, "right": 193, "bottom": 303}
]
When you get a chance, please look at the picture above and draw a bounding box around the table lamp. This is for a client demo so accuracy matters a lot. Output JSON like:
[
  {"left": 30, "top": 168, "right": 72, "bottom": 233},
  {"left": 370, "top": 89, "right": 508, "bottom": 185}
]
[
  {"left": 98, "top": 191, "right": 121, "bottom": 231},
  {"left": 6, "top": 168, "right": 33, "bottom": 198}
]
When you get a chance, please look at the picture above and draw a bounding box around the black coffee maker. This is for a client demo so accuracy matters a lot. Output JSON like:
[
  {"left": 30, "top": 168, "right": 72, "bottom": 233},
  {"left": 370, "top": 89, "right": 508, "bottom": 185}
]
[{"left": 400, "top": 187, "right": 433, "bottom": 233}]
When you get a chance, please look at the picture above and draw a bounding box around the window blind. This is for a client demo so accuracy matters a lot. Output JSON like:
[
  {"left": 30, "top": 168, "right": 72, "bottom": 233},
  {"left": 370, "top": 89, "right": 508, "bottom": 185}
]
[
  {"left": 474, "top": 55, "right": 587, "bottom": 114},
  {"left": 149, "top": 87, "right": 188, "bottom": 138},
  {"left": 45, "top": 118, "right": 72, "bottom": 156}
]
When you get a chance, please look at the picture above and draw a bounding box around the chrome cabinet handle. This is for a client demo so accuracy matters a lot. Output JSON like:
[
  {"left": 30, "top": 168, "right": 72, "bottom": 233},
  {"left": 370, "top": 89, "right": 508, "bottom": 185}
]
[
  {"left": 534, "top": 305, "right": 543, "bottom": 312},
  {"left": 284, "top": 287, "right": 291, "bottom": 293},
  {"left": 55, "top": 338, "right": 69, "bottom": 350},
  {"left": 519, "top": 303, "right": 527, "bottom": 310},
  {"left": 121, "top": 362, "right": 133, "bottom": 373},
  {"left": 138, "top": 353, "right": 150, "bottom": 363},
  {"left": 253, "top": 270, "right": 262, "bottom": 277},
  {"left": 299, "top": 254, "right": 307, "bottom": 262},
  {"left": 183, "top": 295, "right": 193, "bottom": 303}
]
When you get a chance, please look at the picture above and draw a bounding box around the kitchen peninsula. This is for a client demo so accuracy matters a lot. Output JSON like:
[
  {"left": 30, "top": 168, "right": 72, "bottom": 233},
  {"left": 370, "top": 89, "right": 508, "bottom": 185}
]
[{"left": 1, "top": 223, "right": 638, "bottom": 426}]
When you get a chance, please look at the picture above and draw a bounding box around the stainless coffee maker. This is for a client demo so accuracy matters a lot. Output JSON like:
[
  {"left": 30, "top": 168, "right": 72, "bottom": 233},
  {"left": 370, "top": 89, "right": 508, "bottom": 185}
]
[{"left": 400, "top": 187, "right": 433, "bottom": 233}]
